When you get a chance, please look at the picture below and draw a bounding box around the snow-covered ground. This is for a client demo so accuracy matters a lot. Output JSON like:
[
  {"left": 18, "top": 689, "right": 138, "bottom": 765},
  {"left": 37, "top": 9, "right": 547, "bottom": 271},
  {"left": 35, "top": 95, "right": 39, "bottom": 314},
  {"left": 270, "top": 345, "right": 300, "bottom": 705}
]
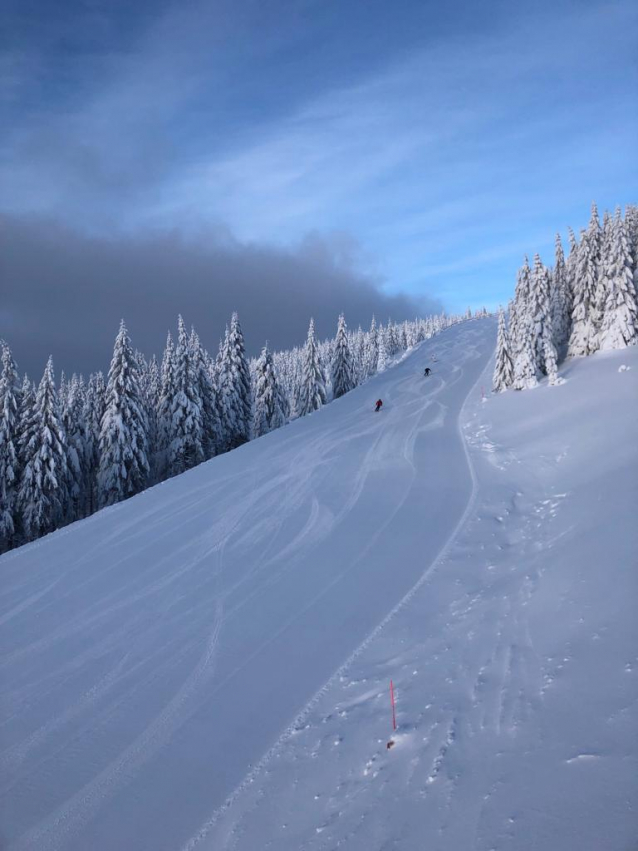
[{"left": 2, "top": 318, "right": 637, "bottom": 850}]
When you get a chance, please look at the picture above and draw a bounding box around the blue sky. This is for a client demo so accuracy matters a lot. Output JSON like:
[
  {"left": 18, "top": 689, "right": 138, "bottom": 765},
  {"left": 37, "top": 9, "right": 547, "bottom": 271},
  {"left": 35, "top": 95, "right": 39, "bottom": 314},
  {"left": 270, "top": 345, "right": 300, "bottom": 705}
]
[{"left": 1, "top": 0, "right": 637, "bottom": 371}]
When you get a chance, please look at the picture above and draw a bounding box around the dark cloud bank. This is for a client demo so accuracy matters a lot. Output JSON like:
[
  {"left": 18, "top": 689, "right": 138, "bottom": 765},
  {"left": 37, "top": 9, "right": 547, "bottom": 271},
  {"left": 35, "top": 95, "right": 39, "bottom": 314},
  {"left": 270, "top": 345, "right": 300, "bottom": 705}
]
[{"left": 1, "top": 216, "right": 439, "bottom": 378}]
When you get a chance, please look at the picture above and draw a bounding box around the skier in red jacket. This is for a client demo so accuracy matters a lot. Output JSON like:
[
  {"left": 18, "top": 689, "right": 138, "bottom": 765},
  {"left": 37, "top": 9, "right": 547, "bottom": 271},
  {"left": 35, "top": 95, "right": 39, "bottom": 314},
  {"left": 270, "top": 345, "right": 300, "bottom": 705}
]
[{"left": 375, "top": 399, "right": 383, "bottom": 412}]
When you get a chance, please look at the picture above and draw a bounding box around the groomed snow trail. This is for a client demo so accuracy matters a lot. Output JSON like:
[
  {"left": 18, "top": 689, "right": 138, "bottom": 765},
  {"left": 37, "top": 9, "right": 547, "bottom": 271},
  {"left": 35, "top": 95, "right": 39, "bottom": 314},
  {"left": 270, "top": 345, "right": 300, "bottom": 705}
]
[
  {"left": 0, "top": 319, "right": 496, "bottom": 851},
  {"left": 197, "top": 344, "right": 638, "bottom": 851}
]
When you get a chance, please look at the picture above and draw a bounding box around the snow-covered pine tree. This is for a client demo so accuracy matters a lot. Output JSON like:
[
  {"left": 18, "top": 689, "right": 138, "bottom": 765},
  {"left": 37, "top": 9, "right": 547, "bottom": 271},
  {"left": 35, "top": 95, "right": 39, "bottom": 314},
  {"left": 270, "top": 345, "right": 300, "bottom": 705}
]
[
  {"left": 218, "top": 313, "right": 252, "bottom": 451},
  {"left": 377, "top": 324, "right": 389, "bottom": 372},
  {"left": 530, "top": 254, "right": 554, "bottom": 375},
  {"left": 62, "top": 375, "right": 89, "bottom": 522},
  {"left": 492, "top": 307, "right": 513, "bottom": 392},
  {"left": 142, "top": 355, "right": 161, "bottom": 482},
  {"left": 0, "top": 343, "right": 20, "bottom": 550},
  {"left": 624, "top": 205, "right": 638, "bottom": 292},
  {"left": 83, "top": 372, "right": 105, "bottom": 514},
  {"left": 166, "top": 316, "right": 204, "bottom": 476},
  {"left": 331, "top": 314, "right": 355, "bottom": 398},
  {"left": 598, "top": 209, "right": 638, "bottom": 351},
  {"left": 568, "top": 228, "right": 598, "bottom": 357},
  {"left": 352, "top": 327, "right": 366, "bottom": 385},
  {"left": 509, "top": 256, "right": 531, "bottom": 364},
  {"left": 550, "top": 233, "right": 571, "bottom": 354},
  {"left": 297, "top": 318, "right": 327, "bottom": 417},
  {"left": 98, "top": 321, "right": 149, "bottom": 507},
  {"left": 253, "top": 344, "right": 288, "bottom": 437},
  {"left": 18, "top": 356, "right": 70, "bottom": 540},
  {"left": 590, "top": 210, "right": 614, "bottom": 349},
  {"left": 365, "top": 316, "right": 379, "bottom": 378},
  {"left": 189, "top": 328, "right": 220, "bottom": 460},
  {"left": 543, "top": 330, "right": 559, "bottom": 385},
  {"left": 512, "top": 260, "right": 538, "bottom": 390},
  {"left": 156, "top": 331, "right": 176, "bottom": 480}
]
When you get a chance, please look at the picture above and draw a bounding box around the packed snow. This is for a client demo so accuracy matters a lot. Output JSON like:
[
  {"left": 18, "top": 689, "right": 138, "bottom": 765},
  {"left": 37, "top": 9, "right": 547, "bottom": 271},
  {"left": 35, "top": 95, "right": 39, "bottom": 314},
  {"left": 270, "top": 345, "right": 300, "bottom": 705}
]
[{"left": 1, "top": 318, "right": 636, "bottom": 850}]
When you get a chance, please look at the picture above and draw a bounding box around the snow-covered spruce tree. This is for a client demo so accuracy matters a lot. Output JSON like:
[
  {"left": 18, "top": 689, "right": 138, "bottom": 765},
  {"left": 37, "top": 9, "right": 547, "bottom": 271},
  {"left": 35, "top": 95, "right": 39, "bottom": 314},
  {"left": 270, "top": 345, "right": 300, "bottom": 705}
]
[
  {"left": 550, "top": 232, "right": 571, "bottom": 354},
  {"left": 492, "top": 307, "right": 513, "bottom": 392},
  {"left": 530, "top": 254, "right": 554, "bottom": 375},
  {"left": 83, "top": 371, "right": 105, "bottom": 515},
  {"left": 511, "top": 260, "right": 538, "bottom": 390},
  {"left": 142, "top": 355, "right": 161, "bottom": 482},
  {"left": 352, "top": 326, "right": 366, "bottom": 385},
  {"left": 18, "top": 357, "right": 70, "bottom": 541},
  {"left": 377, "top": 324, "right": 389, "bottom": 372},
  {"left": 98, "top": 321, "right": 149, "bottom": 508},
  {"left": 331, "top": 314, "right": 355, "bottom": 398},
  {"left": 624, "top": 205, "right": 638, "bottom": 291},
  {"left": 543, "top": 330, "right": 559, "bottom": 385},
  {"left": 253, "top": 344, "right": 288, "bottom": 437},
  {"left": 190, "top": 328, "right": 220, "bottom": 461},
  {"left": 568, "top": 228, "right": 598, "bottom": 357},
  {"left": 218, "top": 312, "right": 252, "bottom": 451},
  {"left": 590, "top": 210, "right": 614, "bottom": 349},
  {"left": 156, "top": 331, "right": 177, "bottom": 480},
  {"left": 0, "top": 343, "right": 20, "bottom": 550},
  {"left": 509, "top": 256, "right": 531, "bottom": 365},
  {"left": 62, "top": 375, "right": 89, "bottom": 522},
  {"left": 166, "top": 316, "right": 204, "bottom": 477},
  {"left": 297, "top": 318, "right": 327, "bottom": 417},
  {"left": 598, "top": 210, "right": 638, "bottom": 351},
  {"left": 365, "top": 316, "right": 379, "bottom": 378}
]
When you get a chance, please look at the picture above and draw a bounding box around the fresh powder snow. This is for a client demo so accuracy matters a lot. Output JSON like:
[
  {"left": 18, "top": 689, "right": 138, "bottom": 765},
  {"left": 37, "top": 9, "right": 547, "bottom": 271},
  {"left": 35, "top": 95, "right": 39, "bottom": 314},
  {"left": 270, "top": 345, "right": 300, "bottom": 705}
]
[{"left": 1, "top": 317, "right": 636, "bottom": 851}]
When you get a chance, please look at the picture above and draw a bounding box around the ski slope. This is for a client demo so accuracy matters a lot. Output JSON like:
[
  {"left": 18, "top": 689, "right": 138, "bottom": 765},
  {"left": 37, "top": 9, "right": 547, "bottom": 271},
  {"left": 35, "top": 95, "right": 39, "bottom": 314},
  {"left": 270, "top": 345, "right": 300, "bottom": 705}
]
[
  {"left": 198, "top": 341, "right": 638, "bottom": 851},
  {"left": 0, "top": 319, "right": 497, "bottom": 851}
]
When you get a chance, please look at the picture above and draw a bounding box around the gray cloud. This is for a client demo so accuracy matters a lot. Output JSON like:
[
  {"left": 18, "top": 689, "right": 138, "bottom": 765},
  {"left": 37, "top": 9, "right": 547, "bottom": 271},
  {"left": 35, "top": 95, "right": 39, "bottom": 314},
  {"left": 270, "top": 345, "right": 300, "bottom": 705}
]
[{"left": 0, "top": 215, "right": 439, "bottom": 378}]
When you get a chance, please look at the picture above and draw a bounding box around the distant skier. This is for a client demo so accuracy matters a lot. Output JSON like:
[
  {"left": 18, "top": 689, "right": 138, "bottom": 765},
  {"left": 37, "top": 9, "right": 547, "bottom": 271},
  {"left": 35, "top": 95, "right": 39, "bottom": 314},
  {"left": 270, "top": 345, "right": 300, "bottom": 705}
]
[
  {"left": 375, "top": 399, "right": 383, "bottom": 412},
  {"left": 424, "top": 367, "right": 432, "bottom": 376}
]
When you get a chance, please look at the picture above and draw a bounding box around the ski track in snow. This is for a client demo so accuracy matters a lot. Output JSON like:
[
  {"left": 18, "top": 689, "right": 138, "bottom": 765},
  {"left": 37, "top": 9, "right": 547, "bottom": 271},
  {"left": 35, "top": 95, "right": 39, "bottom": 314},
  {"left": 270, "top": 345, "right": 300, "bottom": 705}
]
[
  {"left": 1, "top": 321, "right": 496, "bottom": 851},
  {"left": 189, "top": 341, "right": 638, "bottom": 851},
  {"left": 7, "top": 321, "right": 635, "bottom": 851}
]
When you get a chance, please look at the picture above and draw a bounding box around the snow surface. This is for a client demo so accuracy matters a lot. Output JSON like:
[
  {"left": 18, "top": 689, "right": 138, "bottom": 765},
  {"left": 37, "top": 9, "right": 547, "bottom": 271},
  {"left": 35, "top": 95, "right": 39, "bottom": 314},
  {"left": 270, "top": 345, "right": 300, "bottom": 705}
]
[{"left": 2, "top": 319, "right": 637, "bottom": 850}]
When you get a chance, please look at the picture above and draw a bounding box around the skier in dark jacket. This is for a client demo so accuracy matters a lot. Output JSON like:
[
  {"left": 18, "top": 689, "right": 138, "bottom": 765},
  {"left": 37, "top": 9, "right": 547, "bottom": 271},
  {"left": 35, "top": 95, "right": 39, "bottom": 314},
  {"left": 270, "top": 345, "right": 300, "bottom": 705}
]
[
  {"left": 375, "top": 399, "right": 383, "bottom": 412},
  {"left": 424, "top": 367, "right": 432, "bottom": 376}
]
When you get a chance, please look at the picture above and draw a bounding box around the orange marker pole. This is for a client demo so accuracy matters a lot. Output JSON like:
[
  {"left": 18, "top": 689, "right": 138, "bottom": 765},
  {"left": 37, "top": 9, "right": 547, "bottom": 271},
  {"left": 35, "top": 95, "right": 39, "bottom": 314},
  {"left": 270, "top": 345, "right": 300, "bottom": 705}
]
[{"left": 390, "top": 680, "right": 396, "bottom": 731}]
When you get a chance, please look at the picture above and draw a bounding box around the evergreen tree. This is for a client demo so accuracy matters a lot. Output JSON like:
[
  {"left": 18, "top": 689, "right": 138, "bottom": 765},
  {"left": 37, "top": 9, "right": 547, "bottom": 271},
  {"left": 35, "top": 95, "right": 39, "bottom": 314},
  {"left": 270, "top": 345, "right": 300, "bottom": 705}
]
[
  {"left": 84, "top": 372, "right": 105, "bottom": 514},
  {"left": 98, "top": 321, "right": 149, "bottom": 507},
  {"left": 492, "top": 307, "right": 513, "bottom": 392},
  {"left": 510, "top": 256, "right": 531, "bottom": 363},
  {"left": 297, "top": 318, "right": 326, "bottom": 416},
  {"left": 568, "top": 228, "right": 598, "bottom": 357},
  {"left": 598, "top": 210, "right": 638, "bottom": 350},
  {"left": 590, "top": 210, "right": 614, "bottom": 348},
  {"left": 377, "top": 324, "right": 389, "bottom": 372},
  {"left": 157, "top": 331, "right": 176, "bottom": 480},
  {"left": 0, "top": 343, "right": 20, "bottom": 550},
  {"left": 365, "top": 316, "right": 379, "bottom": 377},
  {"left": 166, "top": 316, "right": 204, "bottom": 476},
  {"left": 190, "top": 329, "right": 220, "bottom": 460},
  {"left": 63, "top": 375, "right": 89, "bottom": 522},
  {"left": 218, "top": 313, "right": 252, "bottom": 450},
  {"left": 331, "top": 314, "right": 355, "bottom": 398},
  {"left": 530, "top": 254, "right": 553, "bottom": 374},
  {"left": 512, "top": 260, "right": 538, "bottom": 390},
  {"left": 550, "top": 232, "right": 571, "bottom": 353},
  {"left": 253, "top": 344, "right": 288, "bottom": 437},
  {"left": 543, "top": 331, "right": 559, "bottom": 385},
  {"left": 18, "top": 357, "right": 70, "bottom": 540}
]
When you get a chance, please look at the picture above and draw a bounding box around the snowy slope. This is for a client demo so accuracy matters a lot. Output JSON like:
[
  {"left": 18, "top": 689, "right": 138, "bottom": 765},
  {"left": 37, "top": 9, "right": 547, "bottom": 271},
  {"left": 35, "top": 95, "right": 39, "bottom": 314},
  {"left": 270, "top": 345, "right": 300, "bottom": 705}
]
[
  {"left": 196, "top": 344, "right": 638, "bottom": 851},
  {"left": 0, "top": 319, "right": 497, "bottom": 851}
]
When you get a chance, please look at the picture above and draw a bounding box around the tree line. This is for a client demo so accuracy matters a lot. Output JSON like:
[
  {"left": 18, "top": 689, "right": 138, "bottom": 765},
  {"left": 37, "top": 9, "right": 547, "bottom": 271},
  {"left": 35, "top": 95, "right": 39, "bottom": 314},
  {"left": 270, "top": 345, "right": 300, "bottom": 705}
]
[
  {"left": 0, "top": 308, "right": 485, "bottom": 553},
  {"left": 493, "top": 203, "right": 638, "bottom": 392}
]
